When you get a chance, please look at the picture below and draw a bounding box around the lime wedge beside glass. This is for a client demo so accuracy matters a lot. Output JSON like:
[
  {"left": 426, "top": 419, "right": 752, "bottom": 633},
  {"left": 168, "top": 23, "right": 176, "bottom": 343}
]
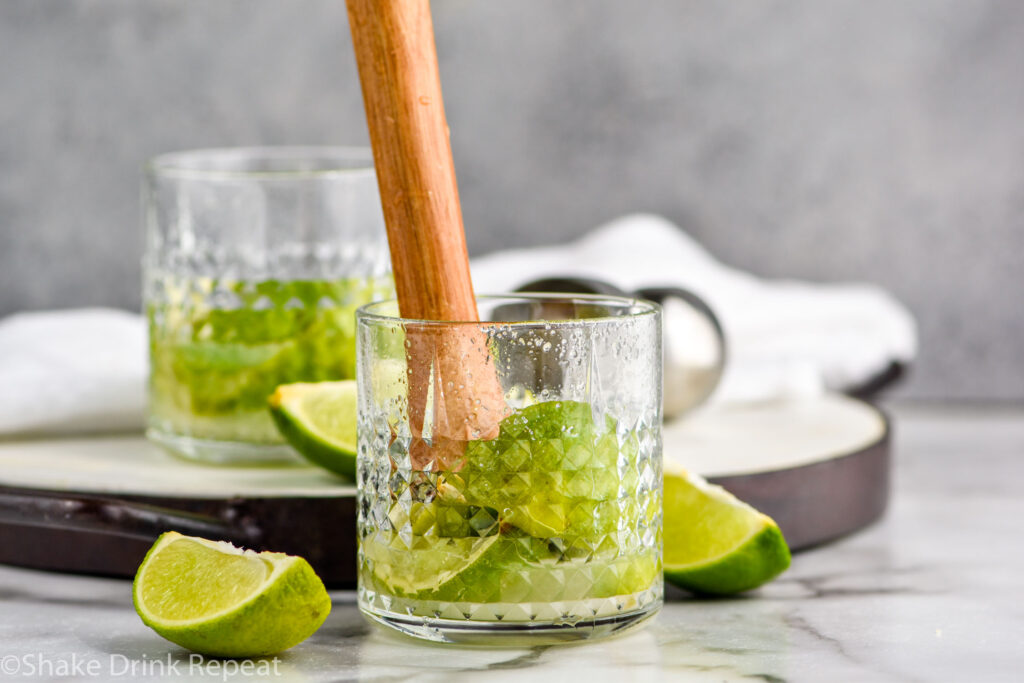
[
  {"left": 663, "top": 463, "right": 791, "bottom": 595},
  {"left": 269, "top": 380, "right": 358, "bottom": 479},
  {"left": 133, "top": 532, "right": 331, "bottom": 657}
]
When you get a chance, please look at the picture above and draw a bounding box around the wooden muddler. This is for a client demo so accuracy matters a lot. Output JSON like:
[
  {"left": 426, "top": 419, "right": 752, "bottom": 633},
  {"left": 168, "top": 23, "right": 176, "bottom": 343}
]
[{"left": 346, "top": 0, "right": 505, "bottom": 465}]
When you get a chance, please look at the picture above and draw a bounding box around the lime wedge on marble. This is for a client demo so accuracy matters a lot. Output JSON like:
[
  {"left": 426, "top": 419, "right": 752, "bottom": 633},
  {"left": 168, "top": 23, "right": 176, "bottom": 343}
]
[
  {"left": 663, "top": 463, "right": 791, "bottom": 595},
  {"left": 269, "top": 381, "right": 358, "bottom": 479},
  {"left": 133, "top": 532, "right": 331, "bottom": 657}
]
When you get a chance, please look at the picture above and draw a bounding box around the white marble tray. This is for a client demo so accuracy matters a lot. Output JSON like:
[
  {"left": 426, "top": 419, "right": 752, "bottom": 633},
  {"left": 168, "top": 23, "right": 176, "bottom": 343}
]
[{"left": 0, "top": 394, "right": 884, "bottom": 494}]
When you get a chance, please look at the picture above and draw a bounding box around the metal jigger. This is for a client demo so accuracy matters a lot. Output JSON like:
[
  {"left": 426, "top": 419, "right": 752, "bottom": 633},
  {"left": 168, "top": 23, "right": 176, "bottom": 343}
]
[{"left": 517, "top": 278, "right": 726, "bottom": 420}]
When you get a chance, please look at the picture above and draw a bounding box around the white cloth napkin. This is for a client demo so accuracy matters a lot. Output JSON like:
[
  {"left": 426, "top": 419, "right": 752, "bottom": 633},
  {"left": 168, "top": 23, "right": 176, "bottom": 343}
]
[
  {"left": 0, "top": 214, "right": 916, "bottom": 436},
  {"left": 0, "top": 308, "right": 146, "bottom": 436},
  {"left": 471, "top": 214, "right": 917, "bottom": 405}
]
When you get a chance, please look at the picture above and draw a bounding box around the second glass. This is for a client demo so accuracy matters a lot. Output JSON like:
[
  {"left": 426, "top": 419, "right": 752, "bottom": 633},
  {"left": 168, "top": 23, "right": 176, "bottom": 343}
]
[
  {"left": 356, "top": 294, "right": 663, "bottom": 643},
  {"left": 144, "top": 147, "right": 391, "bottom": 464}
]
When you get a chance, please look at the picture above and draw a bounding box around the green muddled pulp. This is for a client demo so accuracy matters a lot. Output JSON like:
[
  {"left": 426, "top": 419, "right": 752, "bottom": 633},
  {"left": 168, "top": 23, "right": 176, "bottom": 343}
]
[
  {"left": 360, "top": 401, "right": 662, "bottom": 608},
  {"left": 148, "top": 275, "right": 391, "bottom": 444}
]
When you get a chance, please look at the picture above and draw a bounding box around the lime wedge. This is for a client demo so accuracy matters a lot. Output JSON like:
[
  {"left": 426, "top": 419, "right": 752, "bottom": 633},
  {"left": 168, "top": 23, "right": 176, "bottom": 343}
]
[
  {"left": 133, "top": 532, "right": 331, "bottom": 657},
  {"left": 365, "top": 534, "right": 505, "bottom": 601},
  {"left": 663, "top": 463, "right": 791, "bottom": 595},
  {"left": 269, "top": 381, "right": 358, "bottom": 479}
]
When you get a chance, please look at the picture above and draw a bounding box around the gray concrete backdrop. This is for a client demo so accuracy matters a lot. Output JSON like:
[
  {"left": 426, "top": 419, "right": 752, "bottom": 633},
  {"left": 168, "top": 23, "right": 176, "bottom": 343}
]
[{"left": 1, "top": 1, "right": 1022, "bottom": 401}]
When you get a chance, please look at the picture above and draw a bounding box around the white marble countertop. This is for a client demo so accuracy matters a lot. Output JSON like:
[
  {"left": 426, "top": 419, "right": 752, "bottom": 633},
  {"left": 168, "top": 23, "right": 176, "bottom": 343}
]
[{"left": 1, "top": 405, "right": 1021, "bottom": 682}]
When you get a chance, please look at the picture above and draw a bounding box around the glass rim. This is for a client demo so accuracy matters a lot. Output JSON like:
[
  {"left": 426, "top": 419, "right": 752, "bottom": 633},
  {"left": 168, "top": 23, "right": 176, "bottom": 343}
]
[
  {"left": 145, "top": 146, "right": 376, "bottom": 181},
  {"left": 356, "top": 293, "right": 661, "bottom": 327}
]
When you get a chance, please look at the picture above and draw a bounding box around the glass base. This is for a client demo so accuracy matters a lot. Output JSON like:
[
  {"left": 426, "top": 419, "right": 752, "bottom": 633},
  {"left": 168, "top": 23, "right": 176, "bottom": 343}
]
[
  {"left": 146, "top": 428, "right": 306, "bottom": 466},
  {"left": 359, "top": 600, "right": 661, "bottom": 646}
]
